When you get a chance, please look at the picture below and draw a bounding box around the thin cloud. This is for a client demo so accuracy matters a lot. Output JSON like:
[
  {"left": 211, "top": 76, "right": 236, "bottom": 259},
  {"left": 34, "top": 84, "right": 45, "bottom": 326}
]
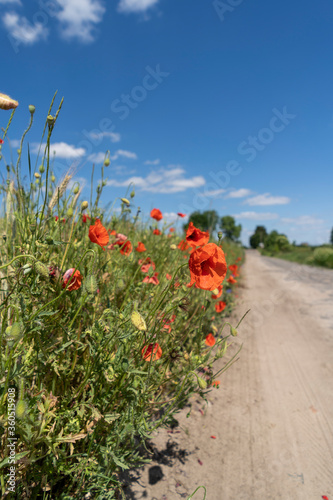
[
  {"left": 197, "top": 188, "right": 225, "bottom": 198},
  {"left": 144, "top": 159, "right": 160, "bottom": 165},
  {"left": 113, "top": 149, "right": 137, "bottom": 160},
  {"left": 244, "top": 193, "right": 290, "bottom": 206},
  {"left": 281, "top": 216, "right": 324, "bottom": 226},
  {"left": 0, "top": 0, "right": 22, "bottom": 4},
  {"left": 55, "top": 0, "right": 105, "bottom": 42},
  {"left": 117, "top": 0, "right": 159, "bottom": 14},
  {"left": 233, "top": 212, "right": 279, "bottom": 220},
  {"left": 226, "top": 188, "right": 252, "bottom": 198},
  {"left": 87, "top": 131, "right": 121, "bottom": 143},
  {"left": 2, "top": 12, "right": 48, "bottom": 44},
  {"left": 163, "top": 212, "right": 189, "bottom": 222},
  {"left": 32, "top": 142, "right": 85, "bottom": 159},
  {"left": 107, "top": 166, "right": 205, "bottom": 193},
  {"left": 88, "top": 152, "right": 106, "bottom": 164}
]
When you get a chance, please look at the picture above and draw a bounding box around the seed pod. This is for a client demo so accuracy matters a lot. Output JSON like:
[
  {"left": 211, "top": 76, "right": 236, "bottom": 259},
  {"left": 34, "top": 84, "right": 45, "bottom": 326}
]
[
  {"left": 121, "top": 198, "right": 130, "bottom": 206},
  {"left": 131, "top": 311, "right": 147, "bottom": 331},
  {"left": 198, "top": 377, "right": 207, "bottom": 390},
  {"left": 29, "top": 104, "right": 35, "bottom": 114},
  {"left": 230, "top": 327, "right": 238, "bottom": 337},
  {"left": 0, "top": 93, "right": 19, "bottom": 110},
  {"left": 47, "top": 115, "right": 54, "bottom": 126},
  {"left": 39, "top": 165, "right": 45, "bottom": 174},
  {"left": 104, "top": 158, "right": 110, "bottom": 167}
]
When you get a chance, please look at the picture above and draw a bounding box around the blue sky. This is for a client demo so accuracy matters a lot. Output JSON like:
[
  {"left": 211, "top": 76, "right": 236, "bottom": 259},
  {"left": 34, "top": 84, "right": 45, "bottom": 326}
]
[{"left": 1, "top": 0, "right": 332, "bottom": 245}]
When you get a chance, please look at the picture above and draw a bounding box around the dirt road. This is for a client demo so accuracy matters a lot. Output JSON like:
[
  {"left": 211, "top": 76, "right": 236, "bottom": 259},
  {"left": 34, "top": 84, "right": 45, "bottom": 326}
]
[{"left": 126, "top": 250, "right": 333, "bottom": 500}]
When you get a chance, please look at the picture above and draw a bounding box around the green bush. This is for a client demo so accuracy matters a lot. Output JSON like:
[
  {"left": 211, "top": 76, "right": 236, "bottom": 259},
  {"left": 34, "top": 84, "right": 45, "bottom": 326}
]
[{"left": 313, "top": 247, "right": 333, "bottom": 268}]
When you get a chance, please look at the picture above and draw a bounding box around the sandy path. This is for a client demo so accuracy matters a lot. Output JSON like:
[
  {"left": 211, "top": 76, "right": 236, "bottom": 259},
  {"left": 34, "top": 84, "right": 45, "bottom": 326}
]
[{"left": 125, "top": 250, "right": 333, "bottom": 500}]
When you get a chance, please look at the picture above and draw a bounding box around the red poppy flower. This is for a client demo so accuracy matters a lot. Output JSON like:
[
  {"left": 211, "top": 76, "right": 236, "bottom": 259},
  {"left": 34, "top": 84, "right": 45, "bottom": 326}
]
[
  {"left": 177, "top": 213, "right": 186, "bottom": 218},
  {"left": 236, "top": 257, "right": 241, "bottom": 262},
  {"left": 163, "top": 324, "right": 172, "bottom": 333},
  {"left": 143, "top": 272, "right": 159, "bottom": 285},
  {"left": 227, "top": 276, "right": 237, "bottom": 284},
  {"left": 82, "top": 214, "right": 91, "bottom": 223},
  {"left": 142, "top": 343, "right": 162, "bottom": 361},
  {"left": 215, "top": 301, "right": 226, "bottom": 313},
  {"left": 89, "top": 219, "right": 109, "bottom": 249},
  {"left": 139, "top": 258, "right": 155, "bottom": 273},
  {"left": 212, "top": 380, "right": 220, "bottom": 388},
  {"left": 117, "top": 240, "right": 132, "bottom": 256},
  {"left": 188, "top": 243, "right": 227, "bottom": 291},
  {"left": 166, "top": 273, "right": 172, "bottom": 280},
  {"left": 108, "top": 229, "right": 117, "bottom": 236},
  {"left": 0, "top": 138, "right": 4, "bottom": 144},
  {"left": 178, "top": 239, "right": 191, "bottom": 251},
  {"left": 62, "top": 268, "right": 82, "bottom": 291},
  {"left": 153, "top": 229, "right": 161, "bottom": 235},
  {"left": 169, "top": 227, "right": 175, "bottom": 233},
  {"left": 205, "top": 333, "right": 216, "bottom": 346},
  {"left": 135, "top": 242, "right": 146, "bottom": 252},
  {"left": 150, "top": 208, "right": 163, "bottom": 221},
  {"left": 229, "top": 264, "right": 239, "bottom": 276},
  {"left": 186, "top": 222, "right": 209, "bottom": 248},
  {"left": 211, "top": 285, "right": 223, "bottom": 299}
]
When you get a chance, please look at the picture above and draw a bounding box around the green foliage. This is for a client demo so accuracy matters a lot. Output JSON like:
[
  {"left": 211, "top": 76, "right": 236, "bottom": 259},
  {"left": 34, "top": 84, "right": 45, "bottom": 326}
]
[
  {"left": 184, "top": 210, "right": 219, "bottom": 233},
  {"left": 330, "top": 227, "right": 333, "bottom": 246},
  {"left": 0, "top": 98, "right": 245, "bottom": 498},
  {"left": 313, "top": 247, "right": 333, "bottom": 268},
  {"left": 263, "top": 230, "right": 290, "bottom": 253},
  {"left": 220, "top": 216, "right": 242, "bottom": 242},
  {"left": 249, "top": 226, "right": 267, "bottom": 249}
]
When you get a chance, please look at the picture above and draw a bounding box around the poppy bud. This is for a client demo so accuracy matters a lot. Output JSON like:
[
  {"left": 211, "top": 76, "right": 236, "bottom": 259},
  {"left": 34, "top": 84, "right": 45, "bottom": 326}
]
[
  {"left": 170, "top": 244, "right": 177, "bottom": 250},
  {"left": 16, "top": 400, "right": 28, "bottom": 419},
  {"left": 51, "top": 175, "right": 56, "bottom": 183},
  {"left": 230, "top": 327, "right": 238, "bottom": 337},
  {"left": 34, "top": 172, "right": 41, "bottom": 179},
  {"left": 131, "top": 311, "right": 147, "bottom": 331},
  {"left": 130, "top": 189, "right": 135, "bottom": 198},
  {"left": 66, "top": 207, "right": 73, "bottom": 218},
  {"left": 81, "top": 201, "right": 88, "bottom": 211},
  {"left": 121, "top": 198, "right": 130, "bottom": 206},
  {"left": 47, "top": 115, "right": 54, "bottom": 126},
  {"left": 104, "top": 158, "right": 110, "bottom": 166},
  {"left": 34, "top": 261, "right": 49, "bottom": 278},
  {"left": 198, "top": 377, "right": 207, "bottom": 390},
  {"left": 84, "top": 275, "right": 98, "bottom": 295},
  {"left": 39, "top": 165, "right": 45, "bottom": 174},
  {"left": 29, "top": 104, "right": 35, "bottom": 115},
  {"left": 73, "top": 185, "right": 80, "bottom": 194},
  {"left": 218, "top": 231, "right": 223, "bottom": 240}
]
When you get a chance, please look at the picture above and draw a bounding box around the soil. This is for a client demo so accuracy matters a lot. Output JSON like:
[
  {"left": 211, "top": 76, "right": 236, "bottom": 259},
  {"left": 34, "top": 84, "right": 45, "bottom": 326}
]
[{"left": 122, "top": 250, "right": 333, "bottom": 500}]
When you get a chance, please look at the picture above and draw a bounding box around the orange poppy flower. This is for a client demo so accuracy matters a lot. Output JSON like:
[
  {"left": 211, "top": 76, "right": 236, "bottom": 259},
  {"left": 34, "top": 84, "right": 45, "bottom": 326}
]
[
  {"left": 212, "top": 380, "right": 220, "bottom": 388},
  {"left": 188, "top": 243, "right": 227, "bottom": 291},
  {"left": 89, "top": 219, "right": 109, "bottom": 249},
  {"left": 153, "top": 229, "right": 161, "bottom": 235},
  {"left": 166, "top": 273, "right": 172, "bottom": 280},
  {"left": 142, "top": 343, "right": 162, "bottom": 361},
  {"left": 117, "top": 240, "right": 132, "bottom": 256},
  {"left": 227, "top": 276, "right": 237, "bottom": 284},
  {"left": 177, "top": 212, "right": 186, "bottom": 218},
  {"left": 186, "top": 222, "right": 209, "bottom": 248},
  {"left": 108, "top": 229, "right": 117, "bottom": 236},
  {"left": 135, "top": 242, "right": 146, "bottom": 252},
  {"left": 82, "top": 214, "right": 91, "bottom": 223},
  {"left": 205, "top": 333, "right": 216, "bottom": 347},
  {"left": 139, "top": 258, "right": 155, "bottom": 273},
  {"left": 211, "top": 285, "right": 223, "bottom": 299},
  {"left": 169, "top": 227, "right": 175, "bottom": 233},
  {"left": 229, "top": 264, "right": 239, "bottom": 276},
  {"left": 215, "top": 301, "right": 226, "bottom": 313},
  {"left": 150, "top": 208, "right": 163, "bottom": 221},
  {"left": 62, "top": 268, "right": 82, "bottom": 291}
]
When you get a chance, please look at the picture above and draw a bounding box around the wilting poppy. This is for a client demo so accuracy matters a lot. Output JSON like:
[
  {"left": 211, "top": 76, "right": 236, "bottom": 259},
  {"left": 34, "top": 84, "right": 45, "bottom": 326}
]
[
  {"left": 89, "top": 219, "right": 109, "bottom": 249},
  {"left": 142, "top": 343, "right": 162, "bottom": 361},
  {"left": 227, "top": 276, "right": 237, "bottom": 284},
  {"left": 188, "top": 243, "right": 227, "bottom": 291},
  {"left": 153, "top": 229, "right": 161, "bottom": 235},
  {"left": 211, "top": 285, "right": 223, "bottom": 299},
  {"left": 62, "top": 268, "right": 82, "bottom": 291},
  {"left": 143, "top": 272, "right": 159, "bottom": 285},
  {"left": 177, "top": 212, "right": 186, "bottom": 218},
  {"left": 186, "top": 222, "right": 209, "bottom": 248},
  {"left": 205, "top": 333, "right": 216, "bottom": 347},
  {"left": 150, "top": 208, "right": 163, "bottom": 221},
  {"left": 215, "top": 301, "right": 226, "bottom": 313},
  {"left": 136, "top": 242, "right": 146, "bottom": 252}
]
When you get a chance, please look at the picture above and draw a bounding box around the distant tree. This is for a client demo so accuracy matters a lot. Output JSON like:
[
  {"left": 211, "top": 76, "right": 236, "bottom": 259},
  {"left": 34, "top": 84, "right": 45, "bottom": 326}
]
[
  {"left": 264, "top": 230, "right": 290, "bottom": 253},
  {"left": 184, "top": 210, "right": 219, "bottom": 233},
  {"left": 220, "top": 216, "right": 242, "bottom": 242},
  {"left": 330, "top": 227, "right": 333, "bottom": 245},
  {"left": 249, "top": 225, "right": 268, "bottom": 248}
]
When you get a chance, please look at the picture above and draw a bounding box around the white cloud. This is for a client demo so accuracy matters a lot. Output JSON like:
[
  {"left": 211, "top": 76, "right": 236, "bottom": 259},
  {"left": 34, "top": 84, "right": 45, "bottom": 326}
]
[
  {"left": 163, "top": 212, "right": 188, "bottom": 223},
  {"left": 107, "top": 166, "right": 205, "bottom": 193},
  {"left": 9, "top": 139, "right": 20, "bottom": 148},
  {"left": 117, "top": 0, "right": 159, "bottom": 14},
  {"left": 281, "top": 216, "right": 324, "bottom": 226},
  {"left": 32, "top": 142, "right": 85, "bottom": 159},
  {"left": 226, "top": 188, "right": 252, "bottom": 198},
  {"left": 54, "top": 0, "right": 105, "bottom": 42},
  {"left": 68, "top": 176, "right": 87, "bottom": 191},
  {"left": 113, "top": 149, "right": 137, "bottom": 160},
  {"left": 233, "top": 212, "right": 279, "bottom": 220},
  {"left": 244, "top": 193, "right": 290, "bottom": 206},
  {"left": 2, "top": 12, "right": 48, "bottom": 44},
  {"left": 144, "top": 159, "right": 160, "bottom": 165},
  {"left": 88, "top": 152, "right": 106, "bottom": 164},
  {"left": 87, "top": 131, "right": 121, "bottom": 143}
]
